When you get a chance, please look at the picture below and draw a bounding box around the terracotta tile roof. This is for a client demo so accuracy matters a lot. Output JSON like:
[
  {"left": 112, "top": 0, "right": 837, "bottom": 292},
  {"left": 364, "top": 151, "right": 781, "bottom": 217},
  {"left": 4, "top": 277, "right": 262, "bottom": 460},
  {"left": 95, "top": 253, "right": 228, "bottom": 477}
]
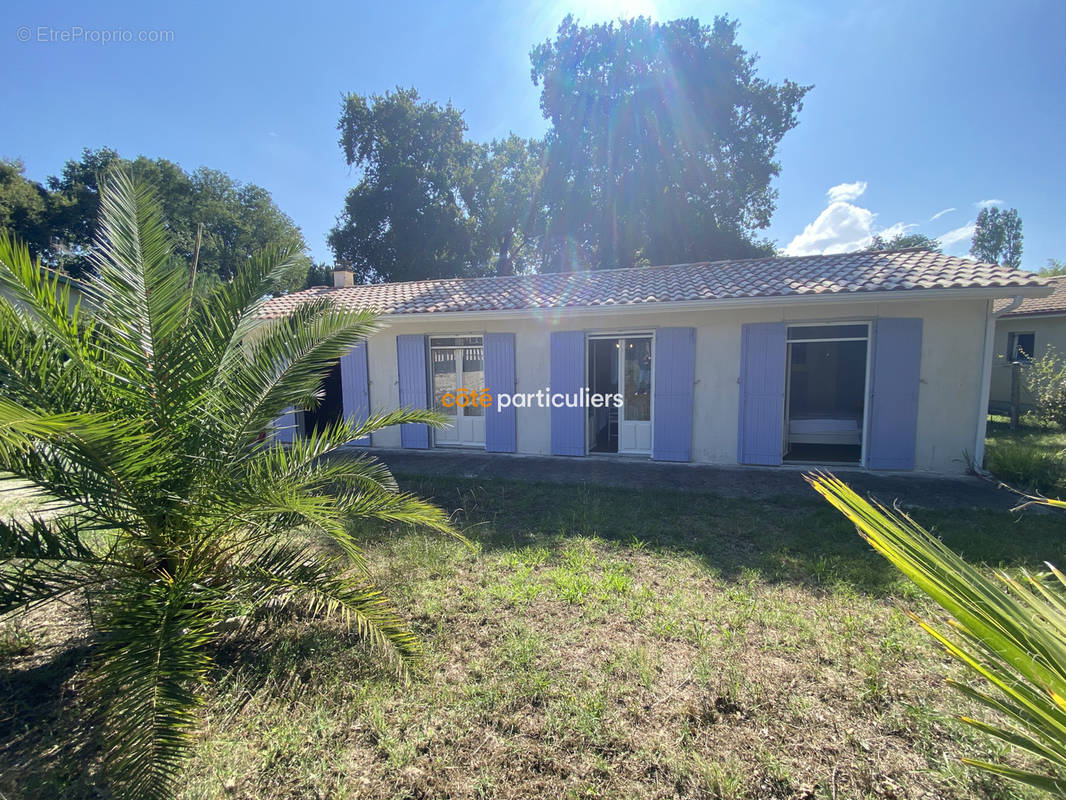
[
  {"left": 260, "top": 249, "right": 1048, "bottom": 319},
  {"left": 996, "top": 275, "right": 1066, "bottom": 317}
]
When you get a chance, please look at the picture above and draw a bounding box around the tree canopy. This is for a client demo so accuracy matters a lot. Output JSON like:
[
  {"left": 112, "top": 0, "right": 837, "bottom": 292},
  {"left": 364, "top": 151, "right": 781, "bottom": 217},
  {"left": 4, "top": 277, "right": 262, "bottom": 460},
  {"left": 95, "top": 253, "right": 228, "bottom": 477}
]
[
  {"left": 1040, "top": 258, "right": 1066, "bottom": 277},
  {"left": 970, "top": 206, "right": 1023, "bottom": 269},
  {"left": 329, "top": 89, "right": 479, "bottom": 284},
  {"left": 863, "top": 232, "right": 942, "bottom": 253},
  {"left": 530, "top": 15, "right": 809, "bottom": 271},
  {"left": 0, "top": 149, "right": 311, "bottom": 292},
  {"left": 0, "top": 160, "right": 52, "bottom": 260}
]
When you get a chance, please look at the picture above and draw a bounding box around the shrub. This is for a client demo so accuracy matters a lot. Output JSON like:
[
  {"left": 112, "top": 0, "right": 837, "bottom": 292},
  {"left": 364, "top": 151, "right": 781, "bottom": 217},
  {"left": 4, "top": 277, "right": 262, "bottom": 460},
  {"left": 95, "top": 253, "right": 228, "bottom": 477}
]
[
  {"left": 808, "top": 472, "right": 1066, "bottom": 795},
  {"left": 1023, "top": 346, "right": 1066, "bottom": 428},
  {"left": 984, "top": 441, "right": 1066, "bottom": 496},
  {"left": 0, "top": 170, "right": 459, "bottom": 798}
]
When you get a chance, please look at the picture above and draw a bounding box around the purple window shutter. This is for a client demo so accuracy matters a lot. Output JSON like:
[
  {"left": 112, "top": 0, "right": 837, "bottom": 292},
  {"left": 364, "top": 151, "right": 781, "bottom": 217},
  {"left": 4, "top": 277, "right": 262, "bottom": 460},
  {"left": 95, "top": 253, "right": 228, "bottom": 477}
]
[
  {"left": 652, "top": 327, "right": 696, "bottom": 462},
  {"left": 396, "top": 334, "right": 430, "bottom": 449},
  {"left": 550, "top": 330, "right": 585, "bottom": 456},
  {"left": 341, "top": 341, "right": 371, "bottom": 446},
  {"left": 866, "top": 318, "right": 923, "bottom": 470},
  {"left": 484, "top": 333, "right": 517, "bottom": 453},
  {"left": 737, "top": 322, "right": 786, "bottom": 465}
]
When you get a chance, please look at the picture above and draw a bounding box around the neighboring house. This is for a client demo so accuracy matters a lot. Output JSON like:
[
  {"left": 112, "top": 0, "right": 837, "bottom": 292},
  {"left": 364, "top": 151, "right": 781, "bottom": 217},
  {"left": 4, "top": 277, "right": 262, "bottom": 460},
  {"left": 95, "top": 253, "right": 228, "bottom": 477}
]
[
  {"left": 990, "top": 275, "right": 1066, "bottom": 414},
  {"left": 261, "top": 250, "right": 1049, "bottom": 476},
  {"left": 0, "top": 268, "right": 87, "bottom": 315}
]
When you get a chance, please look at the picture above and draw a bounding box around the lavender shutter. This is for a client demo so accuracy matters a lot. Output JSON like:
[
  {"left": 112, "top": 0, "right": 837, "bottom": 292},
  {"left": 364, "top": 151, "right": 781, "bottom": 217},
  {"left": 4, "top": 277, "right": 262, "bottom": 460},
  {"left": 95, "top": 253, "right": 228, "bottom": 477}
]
[
  {"left": 737, "top": 322, "right": 786, "bottom": 465},
  {"left": 484, "top": 333, "right": 516, "bottom": 453},
  {"left": 396, "top": 334, "right": 430, "bottom": 449},
  {"left": 866, "top": 318, "right": 923, "bottom": 470},
  {"left": 550, "top": 330, "right": 585, "bottom": 456},
  {"left": 341, "top": 341, "right": 371, "bottom": 445},
  {"left": 652, "top": 327, "right": 696, "bottom": 462}
]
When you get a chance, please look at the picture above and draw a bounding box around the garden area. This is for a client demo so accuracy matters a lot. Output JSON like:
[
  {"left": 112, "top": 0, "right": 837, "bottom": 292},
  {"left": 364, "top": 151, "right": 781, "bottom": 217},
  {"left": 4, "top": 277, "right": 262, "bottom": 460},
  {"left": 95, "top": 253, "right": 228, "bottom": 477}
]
[
  {"left": 985, "top": 414, "right": 1066, "bottom": 498},
  {"left": 4, "top": 473, "right": 1064, "bottom": 799}
]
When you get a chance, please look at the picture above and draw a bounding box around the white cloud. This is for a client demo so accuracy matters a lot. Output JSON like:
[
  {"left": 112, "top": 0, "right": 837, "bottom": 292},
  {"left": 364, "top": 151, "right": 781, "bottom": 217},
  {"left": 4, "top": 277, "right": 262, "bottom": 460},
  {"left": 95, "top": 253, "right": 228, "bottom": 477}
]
[
  {"left": 938, "top": 222, "right": 976, "bottom": 250},
  {"left": 785, "top": 201, "right": 876, "bottom": 256},
  {"left": 929, "top": 207, "right": 955, "bottom": 221},
  {"left": 975, "top": 198, "right": 1004, "bottom": 209},
  {"left": 785, "top": 182, "right": 911, "bottom": 256},
  {"left": 875, "top": 222, "right": 916, "bottom": 241},
  {"left": 826, "top": 181, "right": 867, "bottom": 204}
]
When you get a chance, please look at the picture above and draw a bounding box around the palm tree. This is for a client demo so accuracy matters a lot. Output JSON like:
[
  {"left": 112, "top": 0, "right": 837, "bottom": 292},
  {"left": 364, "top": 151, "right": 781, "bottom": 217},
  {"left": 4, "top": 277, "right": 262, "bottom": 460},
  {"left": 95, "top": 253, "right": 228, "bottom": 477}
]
[{"left": 0, "top": 170, "right": 458, "bottom": 798}]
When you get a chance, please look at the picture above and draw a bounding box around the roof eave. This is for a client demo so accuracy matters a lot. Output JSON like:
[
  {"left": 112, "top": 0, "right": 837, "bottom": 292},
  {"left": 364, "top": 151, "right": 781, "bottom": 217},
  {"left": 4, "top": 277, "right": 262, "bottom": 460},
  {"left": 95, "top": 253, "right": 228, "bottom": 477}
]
[{"left": 373, "top": 284, "right": 1053, "bottom": 323}]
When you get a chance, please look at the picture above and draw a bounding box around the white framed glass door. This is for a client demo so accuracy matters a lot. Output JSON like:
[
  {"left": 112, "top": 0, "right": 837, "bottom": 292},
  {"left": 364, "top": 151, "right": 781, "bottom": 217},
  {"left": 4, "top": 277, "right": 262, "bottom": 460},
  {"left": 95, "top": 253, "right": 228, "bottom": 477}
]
[
  {"left": 619, "top": 337, "right": 652, "bottom": 454},
  {"left": 429, "top": 336, "right": 485, "bottom": 447},
  {"left": 586, "top": 333, "right": 652, "bottom": 455}
]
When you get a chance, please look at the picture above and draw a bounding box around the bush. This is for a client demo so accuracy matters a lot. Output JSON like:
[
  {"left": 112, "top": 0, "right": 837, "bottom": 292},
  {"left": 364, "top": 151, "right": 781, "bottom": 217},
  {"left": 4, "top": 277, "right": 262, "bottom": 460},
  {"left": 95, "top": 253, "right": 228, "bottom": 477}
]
[
  {"left": 1023, "top": 346, "right": 1066, "bottom": 428},
  {"left": 984, "top": 441, "right": 1066, "bottom": 496}
]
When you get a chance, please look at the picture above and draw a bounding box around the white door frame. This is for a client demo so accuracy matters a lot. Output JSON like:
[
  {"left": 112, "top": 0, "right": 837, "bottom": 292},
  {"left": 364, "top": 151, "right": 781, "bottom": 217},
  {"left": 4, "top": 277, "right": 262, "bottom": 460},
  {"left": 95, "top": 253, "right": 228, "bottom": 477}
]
[
  {"left": 585, "top": 331, "right": 655, "bottom": 456},
  {"left": 783, "top": 321, "right": 872, "bottom": 465},
  {"left": 427, "top": 334, "right": 486, "bottom": 449}
]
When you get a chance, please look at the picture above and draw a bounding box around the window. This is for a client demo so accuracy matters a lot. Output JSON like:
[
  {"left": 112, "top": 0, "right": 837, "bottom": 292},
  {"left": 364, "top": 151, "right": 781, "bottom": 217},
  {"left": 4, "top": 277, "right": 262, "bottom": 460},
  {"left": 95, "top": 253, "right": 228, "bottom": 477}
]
[
  {"left": 1007, "top": 332, "right": 1036, "bottom": 363},
  {"left": 786, "top": 324, "right": 868, "bottom": 341}
]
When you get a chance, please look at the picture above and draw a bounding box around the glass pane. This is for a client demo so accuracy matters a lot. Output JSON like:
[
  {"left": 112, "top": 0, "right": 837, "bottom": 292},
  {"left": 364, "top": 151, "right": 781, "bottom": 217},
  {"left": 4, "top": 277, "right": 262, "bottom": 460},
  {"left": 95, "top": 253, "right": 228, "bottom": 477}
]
[
  {"left": 462, "top": 346, "right": 484, "bottom": 417},
  {"left": 788, "top": 340, "right": 867, "bottom": 419},
  {"left": 787, "top": 324, "right": 868, "bottom": 341},
  {"left": 431, "top": 349, "right": 457, "bottom": 416},
  {"left": 623, "top": 338, "right": 652, "bottom": 422},
  {"left": 460, "top": 336, "right": 484, "bottom": 347},
  {"left": 1014, "top": 333, "right": 1035, "bottom": 362},
  {"left": 429, "top": 337, "right": 457, "bottom": 348}
]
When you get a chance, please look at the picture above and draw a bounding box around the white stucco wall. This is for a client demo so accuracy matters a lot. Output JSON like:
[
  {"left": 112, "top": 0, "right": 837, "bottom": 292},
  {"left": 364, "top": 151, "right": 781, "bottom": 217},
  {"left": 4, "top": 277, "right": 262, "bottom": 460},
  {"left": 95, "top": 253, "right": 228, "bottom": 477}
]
[
  {"left": 989, "top": 315, "right": 1066, "bottom": 411},
  {"left": 357, "top": 296, "right": 990, "bottom": 475}
]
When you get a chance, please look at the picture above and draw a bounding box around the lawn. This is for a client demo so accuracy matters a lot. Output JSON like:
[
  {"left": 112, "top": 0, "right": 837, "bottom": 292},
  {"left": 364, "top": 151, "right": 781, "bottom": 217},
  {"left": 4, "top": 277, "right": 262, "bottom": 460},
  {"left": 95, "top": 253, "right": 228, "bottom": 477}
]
[
  {"left": 3, "top": 473, "right": 1065, "bottom": 799},
  {"left": 985, "top": 414, "right": 1066, "bottom": 496}
]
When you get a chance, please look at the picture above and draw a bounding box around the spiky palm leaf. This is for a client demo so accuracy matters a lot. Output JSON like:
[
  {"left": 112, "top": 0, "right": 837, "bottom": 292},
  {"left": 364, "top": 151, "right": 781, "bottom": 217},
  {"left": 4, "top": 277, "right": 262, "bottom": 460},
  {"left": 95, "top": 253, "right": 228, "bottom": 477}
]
[
  {"left": 807, "top": 471, "right": 1066, "bottom": 795},
  {"left": 0, "top": 170, "right": 459, "bottom": 798}
]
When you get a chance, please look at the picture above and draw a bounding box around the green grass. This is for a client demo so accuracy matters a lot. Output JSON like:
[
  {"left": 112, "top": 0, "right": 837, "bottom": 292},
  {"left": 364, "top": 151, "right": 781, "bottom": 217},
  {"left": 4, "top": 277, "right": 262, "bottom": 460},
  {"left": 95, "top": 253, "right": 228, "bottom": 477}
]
[
  {"left": 3, "top": 475, "right": 1064, "bottom": 799},
  {"left": 985, "top": 415, "right": 1066, "bottom": 496}
]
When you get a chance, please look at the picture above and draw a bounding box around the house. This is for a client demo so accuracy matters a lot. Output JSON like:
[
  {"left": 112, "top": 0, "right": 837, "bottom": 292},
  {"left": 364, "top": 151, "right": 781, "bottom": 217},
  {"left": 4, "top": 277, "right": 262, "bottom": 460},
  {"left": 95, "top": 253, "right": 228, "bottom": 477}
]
[
  {"left": 261, "top": 250, "right": 1049, "bottom": 475},
  {"left": 989, "top": 275, "right": 1066, "bottom": 414}
]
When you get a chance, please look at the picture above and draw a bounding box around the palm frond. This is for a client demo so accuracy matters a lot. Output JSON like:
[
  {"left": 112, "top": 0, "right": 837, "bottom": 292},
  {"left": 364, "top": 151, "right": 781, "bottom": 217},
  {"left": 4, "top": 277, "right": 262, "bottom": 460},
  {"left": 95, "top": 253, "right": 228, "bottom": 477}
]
[
  {"left": 807, "top": 471, "right": 1066, "bottom": 794},
  {"left": 92, "top": 576, "right": 217, "bottom": 800},
  {"left": 231, "top": 544, "right": 421, "bottom": 671},
  {"left": 0, "top": 513, "right": 117, "bottom": 614}
]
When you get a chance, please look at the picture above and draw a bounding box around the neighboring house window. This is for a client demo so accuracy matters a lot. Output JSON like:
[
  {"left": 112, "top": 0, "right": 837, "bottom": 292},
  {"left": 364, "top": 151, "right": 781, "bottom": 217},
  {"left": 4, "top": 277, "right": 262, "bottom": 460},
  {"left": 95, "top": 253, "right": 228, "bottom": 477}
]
[{"left": 1008, "top": 331, "right": 1036, "bottom": 363}]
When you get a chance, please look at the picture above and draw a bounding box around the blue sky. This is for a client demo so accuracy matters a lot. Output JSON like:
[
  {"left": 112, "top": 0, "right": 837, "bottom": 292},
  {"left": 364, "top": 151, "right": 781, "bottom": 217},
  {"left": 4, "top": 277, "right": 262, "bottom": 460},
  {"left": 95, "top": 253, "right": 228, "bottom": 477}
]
[{"left": 3, "top": 0, "right": 1063, "bottom": 271}]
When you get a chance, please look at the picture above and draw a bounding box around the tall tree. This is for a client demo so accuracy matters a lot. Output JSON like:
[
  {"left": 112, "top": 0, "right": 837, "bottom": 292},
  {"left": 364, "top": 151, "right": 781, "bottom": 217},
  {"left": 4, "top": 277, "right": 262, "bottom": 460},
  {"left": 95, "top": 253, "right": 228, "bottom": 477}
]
[
  {"left": 329, "top": 88, "right": 484, "bottom": 283},
  {"left": 863, "top": 232, "right": 942, "bottom": 253},
  {"left": 530, "top": 15, "right": 809, "bottom": 271},
  {"left": 970, "top": 206, "right": 1023, "bottom": 268},
  {"left": 33, "top": 148, "right": 311, "bottom": 291},
  {"left": 469, "top": 135, "right": 547, "bottom": 275},
  {"left": 0, "top": 160, "right": 52, "bottom": 260},
  {"left": 1040, "top": 258, "right": 1066, "bottom": 277}
]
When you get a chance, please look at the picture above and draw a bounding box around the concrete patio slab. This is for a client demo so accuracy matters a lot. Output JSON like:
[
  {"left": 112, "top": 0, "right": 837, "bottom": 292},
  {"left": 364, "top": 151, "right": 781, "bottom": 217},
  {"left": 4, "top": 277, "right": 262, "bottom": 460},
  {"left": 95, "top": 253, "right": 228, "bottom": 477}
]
[{"left": 359, "top": 448, "right": 1029, "bottom": 512}]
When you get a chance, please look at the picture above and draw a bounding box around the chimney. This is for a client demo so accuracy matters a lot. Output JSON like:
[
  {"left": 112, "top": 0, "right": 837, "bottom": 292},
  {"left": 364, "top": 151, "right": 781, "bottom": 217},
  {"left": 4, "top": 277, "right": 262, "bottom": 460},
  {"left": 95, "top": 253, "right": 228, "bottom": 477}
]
[{"left": 333, "top": 268, "right": 355, "bottom": 288}]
